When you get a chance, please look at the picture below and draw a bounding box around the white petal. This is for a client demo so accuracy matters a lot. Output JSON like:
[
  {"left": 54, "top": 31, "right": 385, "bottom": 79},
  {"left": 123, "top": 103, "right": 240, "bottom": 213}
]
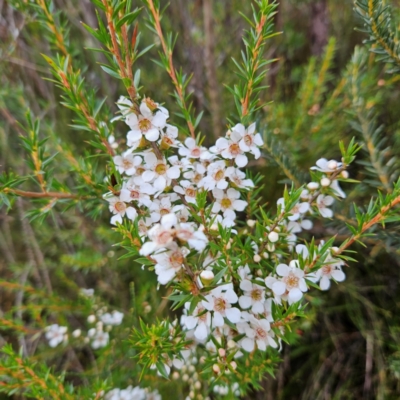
[
  {"left": 225, "top": 307, "right": 241, "bottom": 323},
  {"left": 194, "top": 323, "right": 208, "bottom": 340},
  {"left": 320, "top": 276, "right": 331, "bottom": 290},
  {"left": 235, "top": 154, "right": 248, "bottom": 167},
  {"left": 331, "top": 269, "right": 346, "bottom": 282},
  {"left": 272, "top": 281, "right": 286, "bottom": 296},
  {"left": 288, "top": 288, "right": 303, "bottom": 303},
  {"left": 167, "top": 166, "right": 180, "bottom": 179},
  {"left": 233, "top": 123, "right": 246, "bottom": 136},
  {"left": 240, "top": 279, "right": 253, "bottom": 291},
  {"left": 145, "top": 128, "right": 160, "bottom": 142},
  {"left": 213, "top": 312, "right": 225, "bottom": 327},
  {"left": 140, "top": 241, "right": 157, "bottom": 256},
  {"left": 184, "top": 316, "right": 197, "bottom": 330},
  {"left": 241, "top": 338, "right": 255, "bottom": 352},
  {"left": 126, "top": 207, "right": 137, "bottom": 221},
  {"left": 276, "top": 264, "right": 290, "bottom": 277},
  {"left": 233, "top": 199, "right": 247, "bottom": 212},
  {"left": 239, "top": 296, "right": 252, "bottom": 309}
]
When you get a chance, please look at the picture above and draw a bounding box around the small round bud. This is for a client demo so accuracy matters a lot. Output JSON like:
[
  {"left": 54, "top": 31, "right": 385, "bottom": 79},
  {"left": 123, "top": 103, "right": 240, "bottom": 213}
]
[
  {"left": 256, "top": 269, "right": 263, "bottom": 276},
  {"left": 230, "top": 361, "right": 237, "bottom": 370},
  {"left": 72, "top": 329, "right": 81, "bottom": 338},
  {"left": 320, "top": 177, "right": 331, "bottom": 187},
  {"left": 200, "top": 356, "right": 206, "bottom": 364},
  {"left": 247, "top": 219, "right": 256, "bottom": 228},
  {"left": 210, "top": 224, "right": 218, "bottom": 231},
  {"left": 226, "top": 242, "right": 231, "bottom": 250},
  {"left": 253, "top": 254, "right": 261, "bottom": 263},
  {"left": 267, "top": 243, "right": 275, "bottom": 252},
  {"left": 87, "top": 315, "right": 96, "bottom": 323},
  {"left": 262, "top": 252, "right": 269, "bottom": 259},
  {"left": 307, "top": 182, "right": 319, "bottom": 190},
  {"left": 227, "top": 340, "right": 236, "bottom": 349},
  {"left": 188, "top": 365, "right": 195, "bottom": 373},
  {"left": 212, "top": 364, "right": 220, "bottom": 374},
  {"left": 189, "top": 391, "right": 195, "bottom": 399},
  {"left": 327, "top": 160, "right": 338, "bottom": 170},
  {"left": 218, "top": 348, "right": 226, "bottom": 358},
  {"left": 182, "top": 374, "right": 189, "bottom": 382},
  {"left": 341, "top": 170, "right": 349, "bottom": 179},
  {"left": 200, "top": 270, "right": 214, "bottom": 286},
  {"left": 268, "top": 231, "right": 279, "bottom": 243},
  {"left": 144, "top": 304, "right": 152, "bottom": 314},
  {"left": 172, "top": 371, "right": 180, "bottom": 380}
]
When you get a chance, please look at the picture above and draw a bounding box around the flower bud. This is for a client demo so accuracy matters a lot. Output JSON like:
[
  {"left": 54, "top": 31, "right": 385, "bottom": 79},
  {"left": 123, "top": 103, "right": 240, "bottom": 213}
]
[
  {"left": 212, "top": 364, "right": 220, "bottom": 374},
  {"left": 227, "top": 340, "right": 236, "bottom": 349},
  {"left": 307, "top": 182, "right": 319, "bottom": 190},
  {"left": 182, "top": 374, "right": 189, "bottom": 382},
  {"left": 72, "top": 329, "right": 81, "bottom": 338},
  {"left": 341, "top": 170, "right": 349, "bottom": 179},
  {"left": 320, "top": 177, "right": 331, "bottom": 187},
  {"left": 327, "top": 160, "right": 338, "bottom": 170},
  {"left": 268, "top": 231, "right": 279, "bottom": 243},
  {"left": 230, "top": 361, "right": 237, "bottom": 370},
  {"left": 172, "top": 371, "right": 180, "bottom": 380},
  {"left": 194, "top": 381, "right": 201, "bottom": 390},
  {"left": 262, "top": 252, "right": 269, "bottom": 259},
  {"left": 87, "top": 315, "right": 96, "bottom": 323},
  {"left": 218, "top": 348, "right": 226, "bottom": 358},
  {"left": 253, "top": 254, "right": 261, "bottom": 263},
  {"left": 200, "top": 270, "right": 214, "bottom": 286},
  {"left": 247, "top": 219, "right": 256, "bottom": 227}
]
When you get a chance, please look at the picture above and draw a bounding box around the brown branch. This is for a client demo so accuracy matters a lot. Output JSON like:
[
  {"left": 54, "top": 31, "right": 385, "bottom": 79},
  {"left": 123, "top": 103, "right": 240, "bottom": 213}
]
[
  {"left": 4, "top": 188, "right": 87, "bottom": 200},
  {"left": 337, "top": 194, "right": 400, "bottom": 255}
]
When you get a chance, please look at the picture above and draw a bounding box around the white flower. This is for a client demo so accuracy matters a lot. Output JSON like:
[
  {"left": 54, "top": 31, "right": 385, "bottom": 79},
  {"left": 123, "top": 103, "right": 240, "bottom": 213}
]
[
  {"left": 120, "top": 180, "right": 154, "bottom": 208},
  {"left": 141, "top": 152, "right": 180, "bottom": 193},
  {"left": 173, "top": 180, "right": 197, "bottom": 204},
  {"left": 262, "top": 298, "right": 274, "bottom": 322},
  {"left": 315, "top": 257, "right": 346, "bottom": 290},
  {"left": 202, "top": 283, "right": 241, "bottom": 327},
  {"left": 149, "top": 196, "right": 176, "bottom": 223},
  {"left": 238, "top": 264, "right": 253, "bottom": 281},
  {"left": 140, "top": 213, "right": 177, "bottom": 256},
  {"left": 45, "top": 324, "right": 67, "bottom": 347},
  {"left": 266, "top": 262, "right": 308, "bottom": 304},
  {"left": 160, "top": 124, "right": 179, "bottom": 147},
  {"left": 211, "top": 131, "right": 248, "bottom": 167},
  {"left": 90, "top": 329, "right": 109, "bottom": 349},
  {"left": 153, "top": 245, "right": 189, "bottom": 284},
  {"left": 225, "top": 167, "right": 254, "bottom": 189},
  {"left": 241, "top": 316, "right": 277, "bottom": 352},
  {"left": 200, "top": 161, "right": 229, "bottom": 190},
  {"left": 176, "top": 222, "right": 208, "bottom": 251},
  {"left": 316, "top": 194, "right": 335, "bottom": 218},
  {"left": 277, "top": 197, "right": 310, "bottom": 221},
  {"left": 113, "top": 153, "right": 142, "bottom": 175},
  {"left": 80, "top": 288, "right": 94, "bottom": 297},
  {"left": 239, "top": 280, "right": 266, "bottom": 314},
  {"left": 179, "top": 137, "right": 210, "bottom": 159},
  {"left": 126, "top": 101, "right": 168, "bottom": 142},
  {"left": 233, "top": 123, "right": 263, "bottom": 159},
  {"left": 211, "top": 188, "right": 247, "bottom": 226},
  {"left": 105, "top": 195, "right": 137, "bottom": 225},
  {"left": 311, "top": 158, "right": 342, "bottom": 173},
  {"left": 181, "top": 303, "right": 211, "bottom": 341},
  {"left": 101, "top": 311, "right": 124, "bottom": 326},
  {"left": 183, "top": 162, "right": 206, "bottom": 186}
]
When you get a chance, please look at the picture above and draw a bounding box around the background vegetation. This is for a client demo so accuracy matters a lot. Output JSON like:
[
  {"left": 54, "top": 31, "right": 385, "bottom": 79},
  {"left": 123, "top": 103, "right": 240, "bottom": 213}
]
[{"left": 1, "top": 0, "right": 400, "bottom": 398}]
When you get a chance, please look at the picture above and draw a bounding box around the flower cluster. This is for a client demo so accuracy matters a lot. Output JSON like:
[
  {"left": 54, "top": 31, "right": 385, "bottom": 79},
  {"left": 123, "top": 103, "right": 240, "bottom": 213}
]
[
  {"left": 104, "top": 95, "right": 350, "bottom": 381},
  {"left": 104, "top": 386, "right": 161, "bottom": 400},
  {"left": 44, "top": 289, "right": 124, "bottom": 350}
]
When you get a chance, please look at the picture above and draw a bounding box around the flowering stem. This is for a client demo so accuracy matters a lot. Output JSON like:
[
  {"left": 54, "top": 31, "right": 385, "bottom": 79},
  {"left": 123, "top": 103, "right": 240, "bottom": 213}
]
[
  {"left": 145, "top": 0, "right": 196, "bottom": 139},
  {"left": 338, "top": 194, "right": 400, "bottom": 254},
  {"left": 3, "top": 188, "right": 89, "bottom": 200}
]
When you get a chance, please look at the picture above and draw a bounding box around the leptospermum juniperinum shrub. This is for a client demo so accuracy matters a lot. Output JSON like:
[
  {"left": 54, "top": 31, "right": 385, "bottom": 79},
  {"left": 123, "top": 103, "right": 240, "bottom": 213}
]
[{"left": 2, "top": 0, "right": 400, "bottom": 399}]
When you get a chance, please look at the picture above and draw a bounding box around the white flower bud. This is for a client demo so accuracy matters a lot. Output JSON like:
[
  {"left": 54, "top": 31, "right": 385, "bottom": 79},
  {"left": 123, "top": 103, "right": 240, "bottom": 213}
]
[
  {"left": 230, "top": 361, "right": 237, "bottom": 370},
  {"left": 341, "top": 170, "right": 349, "bottom": 179},
  {"left": 327, "top": 160, "right": 338, "bottom": 170},
  {"left": 182, "top": 374, "right": 189, "bottom": 382},
  {"left": 226, "top": 242, "right": 231, "bottom": 250},
  {"left": 172, "top": 371, "right": 180, "bottom": 380},
  {"left": 247, "top": 219, "right": 256, "bottom": 227},
  {"left": 200, "top": 270, "right": 214, "bottom": 286},
  {"left": 218, "top": 348, "right": 226, "bottom": 357},
  {"left": 188, "top": 365, "right": 195, "bottom": 373},
  {"left": 144, "top": 304, "right": 152, "bottom": 314},
  {"left": 267, "top": 243, "right": 275, "bottom": 252},
  {"left": 189, "top": 391, "right": 195, "bottom": 399},
  {"left": 87, "top": 315, "right": 96, "bottom": 323},
  {"left": 72, "top": 329, "right": 81, "bottom": 338},
  {"left": 227, "top": 340, "right": 236, "bottom": 349},
  {"left": 321, "top": 177, "right": 331, "bottom": 187},
  {"left": 210, "top": 224, "right": 218, "bottom": 231},
  {"left": 256, "top": 269, "right": 263, "bottom": 276},
  {"left": 212, "top": 364, "right": 220, "bottom": 374},
  {"left": 200, "top": 356, "right": 206, "bottom": 364},
  {"left": 253, "top": 254, "right": 261, "bottom": 263},
  {"left": 194, "top": 381, "right": 201, "bottom": 390},
  {"left": 268, "top": 231, "right": 279, "bottom": 243},
  {"left": 262, "top": 252, "right": 269, "bottom": 259},
  {"left": 307, "top": 182, "right": 319, "bottom": 190}
]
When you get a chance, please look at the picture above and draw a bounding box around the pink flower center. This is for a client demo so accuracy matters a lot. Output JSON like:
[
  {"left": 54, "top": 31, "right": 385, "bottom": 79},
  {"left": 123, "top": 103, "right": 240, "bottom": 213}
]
[
  {"left": 114, "top": 201, "right": 126, "bottom": 213},
  {"left": 229, "top": 143, "right": 241, "bottom": 156},
  {"left": 214, "top": 298, "right": 226, "bottom": 312},
  {"left": 244, "top": 134, "right": 253, "bottom": 147},
  {"left": 251, "top": 288, "right": 263, "bottom": 301},
  {"left": 284, "top": 273, "right": 299, "bottom": 289}
]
